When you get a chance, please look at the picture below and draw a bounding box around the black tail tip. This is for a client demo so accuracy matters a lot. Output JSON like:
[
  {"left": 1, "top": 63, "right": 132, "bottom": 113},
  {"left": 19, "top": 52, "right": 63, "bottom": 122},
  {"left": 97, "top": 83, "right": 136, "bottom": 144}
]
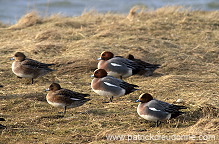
[
  {"left": 48, "top": 64, "right": 56, "bottom": 66},
  {"left": 176, "top": 105, "right": 187, "bottom": 109},
  {"left": 132, "top": 84, "right": 139, "bottom": 87},
  {"left": 131, "top": 88, "right": 139, "bottom": 92},
  {"left": 84, "top": 94, "right": 90, "bottom": 97},
  {"left": 85, "top": 98, "right": 91, "bottom": 101},
  {"left": 170, "top": 111, "right": 185, "bottom": 119},
  {"left": 155, "top": 64, "right": 161, "bottom": 68},
  {"left": 0, "top": 118, "right": 5, "bottom": 121}
]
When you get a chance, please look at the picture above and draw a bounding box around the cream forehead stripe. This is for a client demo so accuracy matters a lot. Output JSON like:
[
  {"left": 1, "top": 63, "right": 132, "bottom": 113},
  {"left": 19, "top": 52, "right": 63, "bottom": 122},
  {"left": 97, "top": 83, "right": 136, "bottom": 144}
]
[{"left": 139, "top": 93, "right": 145, "bottom": 98}]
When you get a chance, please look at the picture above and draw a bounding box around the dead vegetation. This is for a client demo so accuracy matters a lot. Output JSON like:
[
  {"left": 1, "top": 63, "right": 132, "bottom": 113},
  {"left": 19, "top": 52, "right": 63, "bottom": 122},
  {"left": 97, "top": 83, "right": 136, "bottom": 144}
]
[
  {"left": 8, "top": 11, "right": 41, "bottom": 30},
  {"left": 0, "top": 6, "right": 218, "bottom": 143}
]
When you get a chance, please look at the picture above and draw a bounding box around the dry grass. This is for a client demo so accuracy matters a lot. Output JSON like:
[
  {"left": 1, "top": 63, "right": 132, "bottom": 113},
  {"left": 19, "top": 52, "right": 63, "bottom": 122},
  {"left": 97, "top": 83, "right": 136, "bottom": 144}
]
[
  {"left": 8, "top": 11, "right": 41, "bottom": 30},
  {"left": 0, "top": 6, "right": 219, "bottom": 143}
]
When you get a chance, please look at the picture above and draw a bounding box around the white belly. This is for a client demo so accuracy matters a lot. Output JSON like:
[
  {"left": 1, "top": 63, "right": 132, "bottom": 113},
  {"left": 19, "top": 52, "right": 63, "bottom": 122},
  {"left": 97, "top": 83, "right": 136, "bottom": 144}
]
[
  {"left": 12, "top": 62, "right": 34, "bottom": 78},
  {"left": 47, "top": 101, "right": 66, "bottom": 108},
  {"left": 138, "top": 114, "right": 171, "bottom": 121},
  {"left": 14, "top": 72, "right": 33, "bottom": 78},
  {"left": 92, "top": 89, "right": 125, "bottom": 97},
  {"left": 139, "top": 114, "right": 160, "bottom": 121}
]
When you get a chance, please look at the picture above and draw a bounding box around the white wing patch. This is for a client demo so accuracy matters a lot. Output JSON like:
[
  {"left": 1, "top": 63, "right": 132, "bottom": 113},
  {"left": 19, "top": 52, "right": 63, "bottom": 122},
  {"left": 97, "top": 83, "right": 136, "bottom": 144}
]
[
  {"left": 70, "top": 98, "right": 81, "bottom": 101},
  {"left": 104, "top": 82, "right": 118, "bottom": 87},
  {"left": 149, "top": 107, "right": 161, "bottom": 112},
  {"left": 110, "top": 63, "right": 122, "bottom": 67}
]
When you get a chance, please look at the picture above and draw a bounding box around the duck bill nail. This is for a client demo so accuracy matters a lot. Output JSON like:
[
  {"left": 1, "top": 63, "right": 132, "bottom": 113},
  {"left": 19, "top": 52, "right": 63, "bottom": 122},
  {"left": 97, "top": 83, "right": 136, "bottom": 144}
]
[
  {"left": 45, "top": 88, "right": 50, "bottom": 91},
  {"left": 136, "top": 99, "right": 140, "bottom": 102},
  {"left": 10, "top": 57, "right": 15, "bottom": 60},
  {"left": 97, "top": 58, "right": 102, "bottom": 60},
  {"left": 91, "top": 75, "right": 94, "bottom": 77}
]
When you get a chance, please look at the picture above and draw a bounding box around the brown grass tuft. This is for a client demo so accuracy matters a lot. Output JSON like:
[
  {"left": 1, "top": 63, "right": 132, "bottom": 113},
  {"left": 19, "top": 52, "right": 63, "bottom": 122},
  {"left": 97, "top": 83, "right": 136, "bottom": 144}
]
[
  {"left": 35, "top": 30, "right": 62, "bottom": 41},
  {"left": 34, "top": 42, "right": 63, "bottom": 55},
  {"left": 8, "top": 11, "right": 41, "bottom": 29},
  {"left": 127, "top": 5, "right": 145, "bottom": 21},
  {"left": 55, "top": 20, "right": 86, "bottom": 29},
  {"left": 183, "top": 118, "right": 219, "bottom": 135}
]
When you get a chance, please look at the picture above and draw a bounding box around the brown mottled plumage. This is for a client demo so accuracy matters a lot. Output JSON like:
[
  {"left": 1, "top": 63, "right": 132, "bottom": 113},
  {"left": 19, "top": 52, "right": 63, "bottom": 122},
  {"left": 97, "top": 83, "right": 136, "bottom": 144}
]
[
  {"left": 11, "top": 52, "right": 55, "bottom": 84},
  {"left": 46, "top": 83, "right": 90, "bottom": 114}
]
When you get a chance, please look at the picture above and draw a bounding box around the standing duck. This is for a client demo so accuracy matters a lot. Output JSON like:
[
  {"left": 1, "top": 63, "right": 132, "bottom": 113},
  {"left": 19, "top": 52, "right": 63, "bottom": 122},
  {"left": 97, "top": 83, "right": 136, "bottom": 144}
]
[
  {"left": 45, "top": 83, "right": 90, "bottom": 114},
  {"left": 11, "top": 52, "right": 55, "bottom": 84}
]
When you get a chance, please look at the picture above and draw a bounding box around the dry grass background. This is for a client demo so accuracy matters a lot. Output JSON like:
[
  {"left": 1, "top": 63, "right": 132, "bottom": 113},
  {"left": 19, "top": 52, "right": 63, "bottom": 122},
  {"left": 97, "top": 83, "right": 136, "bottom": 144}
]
[{"left": 0, "top": 6, "right": 219, "bottom": 143}]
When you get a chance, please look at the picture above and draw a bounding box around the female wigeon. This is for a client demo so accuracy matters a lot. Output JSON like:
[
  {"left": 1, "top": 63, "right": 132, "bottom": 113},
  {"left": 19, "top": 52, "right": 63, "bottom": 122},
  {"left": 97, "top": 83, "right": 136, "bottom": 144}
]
[
  {"left": 11, "top": 52, "right": 55, "bottom": 84},
  {"left": 127, "top": 54, "right": 161, "bottom": 76},
  {"left": 91, "top": 69, "right": 139, "bottom": 103},
  {"left": 45, "top": 83, "right": 90, "bottom": 114},
  {"left": 136, "top": 93, "right": 187, "bottom": 127},
  {"left": 97, "top": 51, "right": 141, "bottom": 79}
]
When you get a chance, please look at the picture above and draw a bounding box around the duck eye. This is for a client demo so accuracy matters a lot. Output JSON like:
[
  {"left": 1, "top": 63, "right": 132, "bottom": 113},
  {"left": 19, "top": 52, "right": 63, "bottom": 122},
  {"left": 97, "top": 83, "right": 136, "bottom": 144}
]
[{"left": 102, "top": 54, "right": 105, "bottom": 56}]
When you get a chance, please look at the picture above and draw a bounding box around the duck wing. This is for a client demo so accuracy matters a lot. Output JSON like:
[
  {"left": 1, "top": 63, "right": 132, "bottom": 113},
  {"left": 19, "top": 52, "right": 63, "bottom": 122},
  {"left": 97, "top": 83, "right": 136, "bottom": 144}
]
[
  {"left": 58, "top": 89, "right": 89, "bottom": 100},
  {"left": 21, "top": 59, "right": 55, "bottom": 70}
]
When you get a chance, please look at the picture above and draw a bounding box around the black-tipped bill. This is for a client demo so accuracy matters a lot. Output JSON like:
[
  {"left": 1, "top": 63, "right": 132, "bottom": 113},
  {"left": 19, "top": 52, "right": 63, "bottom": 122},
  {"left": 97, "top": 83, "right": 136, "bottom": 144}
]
[{"left": 136, "top": 99, "right": 140, "bottom": 102}]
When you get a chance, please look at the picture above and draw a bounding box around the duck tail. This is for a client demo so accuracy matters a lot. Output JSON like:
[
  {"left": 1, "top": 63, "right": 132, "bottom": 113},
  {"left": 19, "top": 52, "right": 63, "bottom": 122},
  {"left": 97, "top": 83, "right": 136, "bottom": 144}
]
[
  {"left": 170, "top": 111, "right": 185, "bottom": 119},
  {"left": 47, "top": 63, "right": 55, "bottom": 66},
  {"left": 82, "top": 93, "right": 90, "bottom": 97}
]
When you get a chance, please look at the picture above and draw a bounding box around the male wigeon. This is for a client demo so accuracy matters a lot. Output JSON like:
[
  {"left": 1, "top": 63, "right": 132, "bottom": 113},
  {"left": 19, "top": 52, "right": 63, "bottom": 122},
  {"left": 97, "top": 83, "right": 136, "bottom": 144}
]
[
  {"left": 91, "top": 69, "right": 139, "bottom": 103},
  {"left": 97, "top": 51, "right": 142, "bottom": 79},
  {"left": 136, "top": 93, "right": 187, "bottom": 127},
  {"left": 11, "top": 52, "right": 55, "bottom": 84},
  {"left": 45, "top": 83, "right": 90, "bottom": 114},
  {"left": 127, "top": 54, "right": 161, "bottom": 76}
]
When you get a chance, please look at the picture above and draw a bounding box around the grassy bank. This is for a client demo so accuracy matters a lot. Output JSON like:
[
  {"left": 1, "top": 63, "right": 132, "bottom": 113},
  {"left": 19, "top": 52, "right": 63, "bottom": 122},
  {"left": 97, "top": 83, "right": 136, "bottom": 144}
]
[{"left": 0, "top": 6, "right": 218, "bottom": 143}]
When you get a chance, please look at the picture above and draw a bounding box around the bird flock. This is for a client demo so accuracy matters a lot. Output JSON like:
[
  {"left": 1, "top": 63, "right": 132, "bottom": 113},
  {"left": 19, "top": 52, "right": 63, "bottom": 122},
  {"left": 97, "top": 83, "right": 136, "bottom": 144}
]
[{"left": 8, "top": 51, "right": 187, "bottom": 127}]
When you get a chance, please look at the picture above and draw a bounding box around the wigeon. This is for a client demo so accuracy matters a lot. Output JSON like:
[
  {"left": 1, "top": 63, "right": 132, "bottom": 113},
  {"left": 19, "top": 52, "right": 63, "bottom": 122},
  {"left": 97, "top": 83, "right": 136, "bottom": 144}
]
[
  {"left": 45, "top": 83, "right": 90, "bottom": 114},
  {"left": 97, "top": 51, "right": 142, "bottom": 79},
  {"left": 127, "top": 54, "right": 161, "bottom": 76},
  {"left": 136, "top": 93, "right": 187, "bottom": 127},
  {"left": 11, "top": 52, "right": 55, "bottom": 84},
  {"left": 91, "top": 69, "right": 139, "bottom": 103}
]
